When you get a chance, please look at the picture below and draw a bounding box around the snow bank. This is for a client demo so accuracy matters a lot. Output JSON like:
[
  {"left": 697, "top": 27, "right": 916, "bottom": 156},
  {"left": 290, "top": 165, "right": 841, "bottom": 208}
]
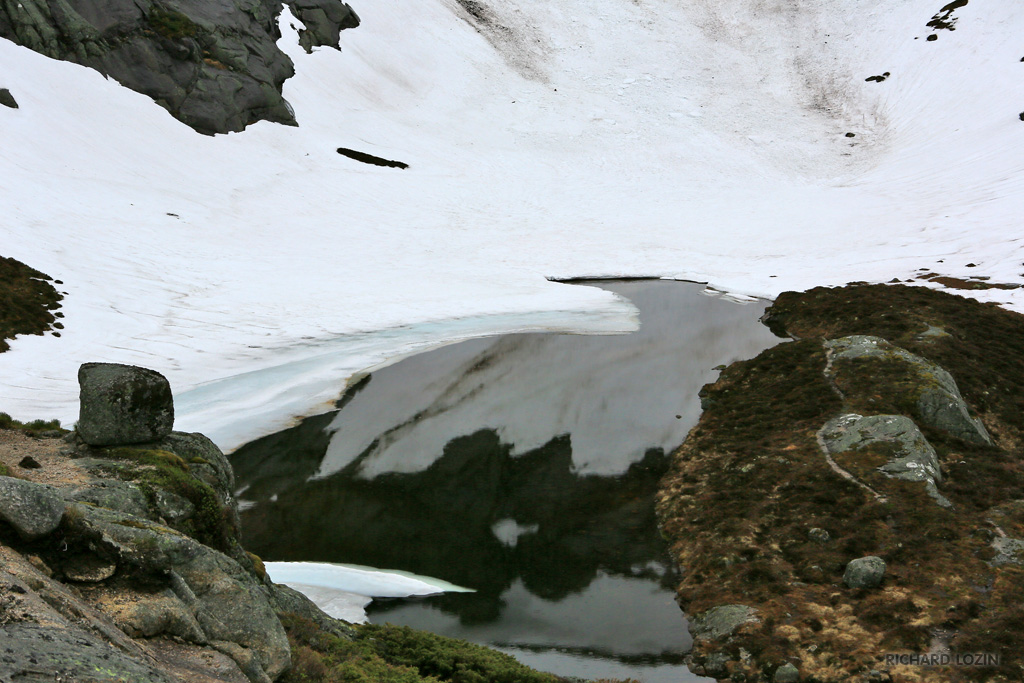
[{"left": 1, "top": 0, "right": 1022, "bottom": 450}]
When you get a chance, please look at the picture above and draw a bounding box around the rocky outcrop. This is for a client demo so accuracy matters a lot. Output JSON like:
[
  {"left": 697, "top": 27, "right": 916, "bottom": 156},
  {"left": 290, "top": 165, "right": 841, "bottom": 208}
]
[
  {"left": 659, "top": 284, "right": 1024, "bottom": 683},
  {"left": 0, "top": 87, "right": 17, "bottom": 108},
  {"left": 64, "top": 503, "right": 291, "bottom": 682},
  {"left": 824, "top": 335, "right": 992, "bottom": 445},
  {"left": 0, "top": 362, "right": 342, "bottom": 682},
  {"left": 78, "top": 362, "right": 174, "bottom": 446},
  {"left": 0, "top": 0, "right": 358, "bottom": 134}
]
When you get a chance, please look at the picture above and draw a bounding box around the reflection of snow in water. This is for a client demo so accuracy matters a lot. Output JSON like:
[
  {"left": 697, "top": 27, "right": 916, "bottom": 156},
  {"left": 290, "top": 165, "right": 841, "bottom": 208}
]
[
  {"left": 318, "top": 281, "right": 780, "bottom": 479},
  {"left": 265, "top": 561, "right": 474, "bottom": 623},
  {"left": 374, "top": 574, "right": 687, "bottom": 654},
  {"left": 371, "top": 573, "right": 707, "bottom": 682},
  {"left": 491, "top": 518, "right": 541, "bottom": 548}
]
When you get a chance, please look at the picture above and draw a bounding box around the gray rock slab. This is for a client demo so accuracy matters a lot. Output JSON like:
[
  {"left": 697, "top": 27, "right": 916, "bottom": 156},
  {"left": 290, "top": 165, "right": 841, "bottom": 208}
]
[
  {"left": 820, "top": 413, "right": 953, "bottom": 507},
  {"left": 78, "top": 362, "right": 174, "bottom": 446},
  {"left": 843, "top": 555, "right": 886, "bottom": 589},
  {"left": 66, "top": 503, "right": 289, "bottom": 681},
  {"left": 0, "top": 476, "right": 65, "bottom": 540},
  {"left": 61, "top": 476, "right": 152, "bottom": 518},
  {"left": 689, "top": 604, "right": 759, "bottom": 641},
  {"left": 825, "top": 336, "right": 991, "bottom": 445},
  {"left": 820, "top": 413, "right": 942, "bottom": 483},
  {"left": 990, "top": 536, "right": 1024, "bottom": 567}
]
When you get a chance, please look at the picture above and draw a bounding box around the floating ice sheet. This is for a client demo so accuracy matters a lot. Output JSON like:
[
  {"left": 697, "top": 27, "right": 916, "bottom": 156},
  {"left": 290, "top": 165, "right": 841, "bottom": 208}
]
[{"left": 265, "top": 561, "right": 474, "bottom": 623}]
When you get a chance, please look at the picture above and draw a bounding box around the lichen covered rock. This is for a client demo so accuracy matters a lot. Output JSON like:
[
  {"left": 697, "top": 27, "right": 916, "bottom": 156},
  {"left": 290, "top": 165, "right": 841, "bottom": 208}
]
[
  {"left": 65, "top": 502, "right": 291, "bottom": 681},
  {"left": 842, "top": 555, "right": 886, "bottom": 589},
  {"left": 819, "top": 413, "right": 942, "bottom": 483},
  {"left": 824, "top": 335, "right": 991, "bottom": 445},
  {"left": 689, "top": 603, "right": 759, "bottom": 641}
]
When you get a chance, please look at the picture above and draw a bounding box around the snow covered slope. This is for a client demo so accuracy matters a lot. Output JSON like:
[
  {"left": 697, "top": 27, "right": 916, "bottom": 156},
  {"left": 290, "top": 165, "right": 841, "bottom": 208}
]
[{"left": 2, "top": 0, "right": 1022, "bottom": 449}]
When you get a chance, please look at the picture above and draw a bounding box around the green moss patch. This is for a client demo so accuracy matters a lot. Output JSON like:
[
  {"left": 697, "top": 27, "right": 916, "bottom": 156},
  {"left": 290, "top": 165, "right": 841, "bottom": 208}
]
[
  {"left": 659, "top": 284, "right": 1024, "bottom": 682},
  {"left": 0, "top": 256, "right": 64, "bottom": 353},
  {"left": 100, "top": 447, "right": 237, "bottom": 552}
]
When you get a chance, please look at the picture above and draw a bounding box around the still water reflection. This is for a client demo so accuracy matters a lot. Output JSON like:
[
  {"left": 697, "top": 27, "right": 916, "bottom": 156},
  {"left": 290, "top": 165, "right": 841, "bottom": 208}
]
[{"left": 232, "top": 280, "right": 779, "bottom": 682}]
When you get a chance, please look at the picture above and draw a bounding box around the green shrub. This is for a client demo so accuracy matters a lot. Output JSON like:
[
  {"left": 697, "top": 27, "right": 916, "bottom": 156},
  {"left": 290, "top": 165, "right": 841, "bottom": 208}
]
[
  {"left": 278, "top": 615, "right": 560, "bottom": 683},
  {"left": 0, "top": 412, "right": 66, "bottom": 435}
]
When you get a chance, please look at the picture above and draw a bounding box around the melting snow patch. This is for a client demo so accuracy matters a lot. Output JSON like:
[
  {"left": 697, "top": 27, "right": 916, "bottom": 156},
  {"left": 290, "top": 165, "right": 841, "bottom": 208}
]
[{"left": 265, "top": 561, "right": 474, "bottom": 623}]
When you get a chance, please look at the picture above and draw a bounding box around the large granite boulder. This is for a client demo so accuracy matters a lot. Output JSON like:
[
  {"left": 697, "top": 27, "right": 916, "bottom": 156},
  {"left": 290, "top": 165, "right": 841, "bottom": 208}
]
[
  {"left": 78, "top": 362, "right": 174, "bottom": 446},
  {"left": 0, "top": 0, "right": 358, "bottom": 134},
  {"left": 843, "top": 556, "right": 886, "bottom": 589},
  {"left": 824, "top": 335, "right": 992, "bottom": 445}
]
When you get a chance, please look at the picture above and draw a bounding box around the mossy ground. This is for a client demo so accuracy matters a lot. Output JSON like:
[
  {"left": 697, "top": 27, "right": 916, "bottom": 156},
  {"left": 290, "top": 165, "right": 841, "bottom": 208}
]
[
  {"left": 146, "top": 8, "right": 199, "bottom": 39},
  {"left": 280, "top": 614, "right": 635, "bottom": 683},
  {"left": 658, "top": 284, "right": 1024, "bottom": 682},
  {"left": 0, "top": 256, "right": 63, "bottom": 353}
]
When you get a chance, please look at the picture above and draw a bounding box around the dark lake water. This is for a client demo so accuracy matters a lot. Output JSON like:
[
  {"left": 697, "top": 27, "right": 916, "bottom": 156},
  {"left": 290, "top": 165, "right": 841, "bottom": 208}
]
[{"left": 231, "top": 280, "right": 779, "bottom": 682}]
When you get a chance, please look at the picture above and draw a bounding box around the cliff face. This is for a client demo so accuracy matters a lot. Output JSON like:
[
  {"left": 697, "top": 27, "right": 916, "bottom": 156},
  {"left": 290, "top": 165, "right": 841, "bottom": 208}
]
[
  {"left": 0, "top": 0, "right": 358, "bottom": 134},
  {"left": 657, "top": 284, "right": 1024, "bottom": 683}
]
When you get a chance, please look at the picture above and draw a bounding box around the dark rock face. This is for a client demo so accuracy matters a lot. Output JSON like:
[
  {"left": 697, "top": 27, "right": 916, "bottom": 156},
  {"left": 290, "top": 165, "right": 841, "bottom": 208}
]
[
  {"left": 0, "top": 0, "right": 358, "bottom": 134},
  {"left": 78, "top": 362, "right": 174, "bottom": 446},
  {"left": 291, "top": 0, "right": 359, "bottom": 53},
  {"left": 0, "top": 87, "right": 17, "bottom": 108}
]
